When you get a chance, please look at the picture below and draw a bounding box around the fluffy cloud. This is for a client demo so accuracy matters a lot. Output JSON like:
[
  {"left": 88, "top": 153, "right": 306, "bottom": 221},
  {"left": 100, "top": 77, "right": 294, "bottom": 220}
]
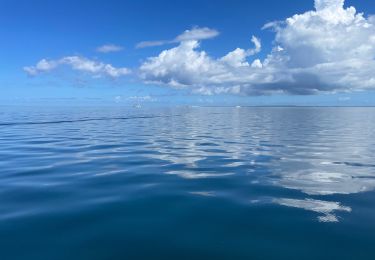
[
  {"left": 96, "top": 44, "right": 123, "bottom": 53},
  {"left": 24, "top": 56, "right": 131, "bottom": 78},
  {"left": 140, "top": 0, "right": 375, "bottom": 95},
  {"left": 136, "top": 27, "right": 219, "bottom": 48},
  {"left": 220, "top": 36, "right": 262, "bottom": 67},
  {"left": 139, "top": 37, "right": 263, "bottom": 95}
]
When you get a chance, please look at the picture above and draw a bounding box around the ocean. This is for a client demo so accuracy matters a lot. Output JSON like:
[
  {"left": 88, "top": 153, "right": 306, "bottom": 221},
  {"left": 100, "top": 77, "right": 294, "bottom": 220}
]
[{"left": 1, "top": 106, "right": 375, "bottom": 259}]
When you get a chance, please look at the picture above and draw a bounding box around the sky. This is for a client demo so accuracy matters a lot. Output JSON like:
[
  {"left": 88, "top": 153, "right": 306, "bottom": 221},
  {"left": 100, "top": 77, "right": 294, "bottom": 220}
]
[{"left": 1, "top": 0, "right": 375, "bottom": 106}]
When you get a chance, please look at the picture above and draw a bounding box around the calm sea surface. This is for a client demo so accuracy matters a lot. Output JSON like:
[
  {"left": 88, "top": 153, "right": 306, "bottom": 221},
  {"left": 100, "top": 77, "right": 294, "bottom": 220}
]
[{"left": 1, "top": 106, "right": 375, "bottom": 259}]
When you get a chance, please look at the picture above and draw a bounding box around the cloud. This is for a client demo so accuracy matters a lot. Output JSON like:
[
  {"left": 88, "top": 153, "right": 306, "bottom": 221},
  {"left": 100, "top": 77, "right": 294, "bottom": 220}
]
[
  {"left": 24, "top": 56, "right": 131, "bottom": 78},
  {"left": 140, "top": 0, "right": 375, "bottom": 95},
  {"left": 136, "top": 27, "right": 219, "bottom": 49},
  {"left": 96, "top": 44, "right": 123, "bottom": 53},
  {"left": 220, "top": 36, "right": 262, "bottom": 67},
  {"left": 136, "top": 40, "right": 169, "bottom": 49},
  {"left": 140, "top": 36, "right": 266, "bottom": 95},
  {"left": 175, "top": 27, "right": 220, "bottom": 42}
]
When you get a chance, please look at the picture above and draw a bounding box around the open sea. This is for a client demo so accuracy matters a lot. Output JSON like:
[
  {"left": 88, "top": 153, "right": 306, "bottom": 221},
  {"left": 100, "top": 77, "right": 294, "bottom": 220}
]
[{"left": 1, "top": 106, "right": 375, "bottom": 259}]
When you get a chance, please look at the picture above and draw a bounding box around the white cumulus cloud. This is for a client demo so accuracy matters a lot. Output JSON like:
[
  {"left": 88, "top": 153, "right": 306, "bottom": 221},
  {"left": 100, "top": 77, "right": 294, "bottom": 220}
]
[
  {"left": 24, "top": 56, "right": 131, "bottom": 78},
  {"left": 140, "top": 0, "right": 375, "bottom": 95}
]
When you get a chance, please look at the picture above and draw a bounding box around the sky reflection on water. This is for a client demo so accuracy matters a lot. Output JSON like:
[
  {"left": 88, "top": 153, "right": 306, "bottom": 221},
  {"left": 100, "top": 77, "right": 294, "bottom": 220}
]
[
  {"left": 1, "top": 107, "right": 375, "bottom": 224},
  {"left": 1, "top": 106, "right": 375, "bottom": 255}
]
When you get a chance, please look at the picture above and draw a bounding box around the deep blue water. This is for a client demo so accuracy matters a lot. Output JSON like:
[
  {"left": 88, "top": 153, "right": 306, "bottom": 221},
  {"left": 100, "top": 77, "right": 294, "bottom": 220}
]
[{"left": 1, "top": 106, "right": 375, "bottom": 259}]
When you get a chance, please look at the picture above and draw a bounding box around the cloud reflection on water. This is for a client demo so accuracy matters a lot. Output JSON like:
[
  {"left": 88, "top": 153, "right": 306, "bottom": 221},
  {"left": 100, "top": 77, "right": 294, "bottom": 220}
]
[
  {"left": 3, "top": 107, "right": 375, "bottom": 224},
  {"left": 140, "top": 107, "right": 375, "bottom": 222},
  {"left": 274, "top": 198, "right": 351, "bottom": 223}
]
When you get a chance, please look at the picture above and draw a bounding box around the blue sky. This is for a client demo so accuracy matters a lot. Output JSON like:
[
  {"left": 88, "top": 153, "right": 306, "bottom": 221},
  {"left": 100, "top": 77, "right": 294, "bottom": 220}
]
[{"left": 1, "top": 0, "right": 375, "bottom": 106}]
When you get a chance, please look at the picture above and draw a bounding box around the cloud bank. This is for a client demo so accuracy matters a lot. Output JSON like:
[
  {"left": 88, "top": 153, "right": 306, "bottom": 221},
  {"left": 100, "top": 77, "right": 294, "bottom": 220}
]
[
  {"left": 24, "top": 56, "right": 131, "bottom": 78},
  {"left": 140, "top": 0, "right": 375, "bottom": 95},
  {"left": 24, "top": 0, "right": 375, "bottom": 96}
]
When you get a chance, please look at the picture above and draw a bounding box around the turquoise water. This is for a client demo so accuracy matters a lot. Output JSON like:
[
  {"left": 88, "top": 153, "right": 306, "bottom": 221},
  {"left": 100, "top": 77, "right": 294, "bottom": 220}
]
[{"left": 1, "top": 107, "right": 375, "bottom": 259}]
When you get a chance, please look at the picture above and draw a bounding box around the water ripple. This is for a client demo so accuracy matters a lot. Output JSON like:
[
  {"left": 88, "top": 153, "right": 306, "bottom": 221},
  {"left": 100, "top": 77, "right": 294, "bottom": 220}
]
[{"left": 1, "top": 107, "right": 375, "bottom": 227}]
